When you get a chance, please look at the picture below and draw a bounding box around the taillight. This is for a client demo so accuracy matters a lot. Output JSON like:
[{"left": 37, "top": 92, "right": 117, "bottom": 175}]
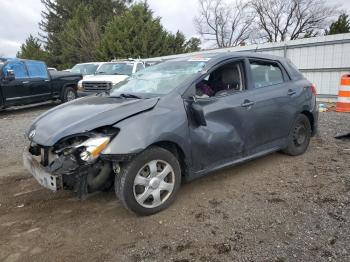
[{"left": 310, "top": 84, "right": 317, "bottom": 96}]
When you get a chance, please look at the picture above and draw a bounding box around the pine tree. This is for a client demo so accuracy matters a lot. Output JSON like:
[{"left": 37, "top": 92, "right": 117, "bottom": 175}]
[
  {"left": 16, "top": 35, "right": 48, "bottom": 62},
  {"left": 19, "top": 0, "right": 200, "bottom": 68},
  {"left": 99, "top": 3, "right": 201, "bottom": 59},
  {"left": 325, "top": 13, "right": 350, "bottom": 35},
  {"left": 185, "top": 38, "right": 201, "bottom": 53},
  {"left": 39, "top": 0, "right": 130, "bottom": 67},
  {"left": 58, "top": 5, "right": 103, "bottom": 68}
]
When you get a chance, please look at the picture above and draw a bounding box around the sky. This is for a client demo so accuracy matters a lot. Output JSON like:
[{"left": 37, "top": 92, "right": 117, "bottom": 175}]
[{"left": 0, "top": 0, "right": 349, "bottom": 57}]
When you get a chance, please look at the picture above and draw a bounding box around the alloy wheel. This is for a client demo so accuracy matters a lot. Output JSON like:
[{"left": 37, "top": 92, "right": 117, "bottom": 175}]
[{"left": 133, "top": 160, "right": 175, "bottom": 208}]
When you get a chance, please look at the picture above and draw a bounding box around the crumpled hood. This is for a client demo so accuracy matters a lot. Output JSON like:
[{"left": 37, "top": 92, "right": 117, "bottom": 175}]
[
  {"left": 82, "top": 74, "right": 129, "bottom": 84},
  {"left": 27, "top": 96, "right": 159, "bottom": 146}
]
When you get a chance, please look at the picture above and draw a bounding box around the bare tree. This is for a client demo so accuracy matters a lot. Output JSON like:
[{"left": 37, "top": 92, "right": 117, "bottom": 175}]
[
  {"left": 194, "top": 0, "right": 252, "bottom": 48},
  {"left": 250, "top": 0, "right": 338, "bottom": 42}
]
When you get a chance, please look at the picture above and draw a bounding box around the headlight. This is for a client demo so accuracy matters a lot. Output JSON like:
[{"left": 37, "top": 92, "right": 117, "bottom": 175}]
[
  {"left": 77, "top": 80, "right": 83, "bottom": 91},
  {"left": 78, "top": 137, "right": 110, "bottom": 162}
]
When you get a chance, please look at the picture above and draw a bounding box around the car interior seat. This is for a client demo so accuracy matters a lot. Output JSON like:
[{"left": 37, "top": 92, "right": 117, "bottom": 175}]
[{"left": 215, "top": 65, "right": 241, "bottom": 96}]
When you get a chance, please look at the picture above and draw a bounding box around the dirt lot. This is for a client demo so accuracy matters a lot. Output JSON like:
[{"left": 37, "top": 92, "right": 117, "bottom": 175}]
[{"left": 0, "top": 104, "right": 349, "bottom": 262}]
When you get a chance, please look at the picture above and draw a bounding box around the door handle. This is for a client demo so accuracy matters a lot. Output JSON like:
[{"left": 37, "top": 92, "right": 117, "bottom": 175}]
[
  {"left": 288, "top": 89, "right": 296, "bottom": 96},
  {"left": 22, "top": 81, "right": 30, "bottom": 84},
  {"left": 241, "top": 100, "right": 255, "bottom": 107}
]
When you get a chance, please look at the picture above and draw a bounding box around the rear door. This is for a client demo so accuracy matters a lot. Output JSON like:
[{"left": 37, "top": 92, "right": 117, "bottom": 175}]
[
  {"left": 242, "top": 58, "right": 296, "bottom": 154},
  {"left": 1, "top": 61, "right": 31, "bottom": 105},
  {"left": 25, "top": 61, "right": 51, "bottom": 102}
]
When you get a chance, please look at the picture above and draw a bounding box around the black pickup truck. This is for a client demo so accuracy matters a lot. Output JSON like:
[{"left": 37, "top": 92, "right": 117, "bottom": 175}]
[{"left": 0, "top": 58, "right": 82, "bottom": 109}]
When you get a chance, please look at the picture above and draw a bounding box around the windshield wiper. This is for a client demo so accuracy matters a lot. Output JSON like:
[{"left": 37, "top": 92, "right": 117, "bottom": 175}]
[{"left": 117, "top": 93, "right": 142, "bottom": 99}]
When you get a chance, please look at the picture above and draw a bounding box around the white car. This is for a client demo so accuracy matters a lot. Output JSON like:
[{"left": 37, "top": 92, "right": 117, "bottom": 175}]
[{"left": 77, "top": 60, "right": 145, "bottom": 96}]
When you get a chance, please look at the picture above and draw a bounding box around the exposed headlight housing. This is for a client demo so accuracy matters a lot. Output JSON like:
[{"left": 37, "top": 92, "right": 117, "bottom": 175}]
[{"left": 77, "top": 137, "right": 110, "bottom": 162}]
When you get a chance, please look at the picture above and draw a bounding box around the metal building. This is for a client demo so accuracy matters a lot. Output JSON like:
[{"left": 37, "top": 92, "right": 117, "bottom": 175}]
[{"left": 146, "top": 33, "right": 350, "bottom": 100}]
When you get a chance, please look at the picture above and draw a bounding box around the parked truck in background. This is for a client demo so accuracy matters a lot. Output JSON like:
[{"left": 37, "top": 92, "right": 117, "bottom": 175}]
[
  {"left": 77, "top": 59, "right": 145, "bottom": 96},
  {"left": 0, "top": 58, "right": 82, "bottom": 109},
  {"left": 70, "top": 62, "right": 102, "bottom": 76}
]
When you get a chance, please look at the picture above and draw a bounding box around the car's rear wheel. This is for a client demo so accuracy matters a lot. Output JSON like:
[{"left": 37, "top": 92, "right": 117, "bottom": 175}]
[
  {"left": 115, "top": 147, "right": 181, "bottom": 215},
  {"left": 283, "top": 114, "right": 311, "bottom": 156},
  {"left": 62, "top": 86, "right": 77, "bottom": 103}
]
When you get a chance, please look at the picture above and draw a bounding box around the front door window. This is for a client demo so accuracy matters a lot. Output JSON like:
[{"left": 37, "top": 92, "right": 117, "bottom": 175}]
[{"left": 195, "top": 61, "right": 244, "bottom": 98}]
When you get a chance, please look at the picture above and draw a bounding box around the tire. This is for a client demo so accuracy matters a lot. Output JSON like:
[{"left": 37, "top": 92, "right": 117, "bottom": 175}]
[
  {"left": 115, "top": 146, "right": 182, "bottom": 216},
  {"left": 283, "top": 114, "right": 311, "bottom": 156},
  {"left": 61, "top": 86, "right": 77, "bottom": 103}
]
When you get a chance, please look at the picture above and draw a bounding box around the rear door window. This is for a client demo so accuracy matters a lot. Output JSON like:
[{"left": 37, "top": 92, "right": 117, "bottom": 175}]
[
  {"left": 249, "top": 60, "right": 284, "bottom": 89},
  {"left": 3, "top": 61, "right": 28, "bottom": 79},
  {"left": 25, "top": 61, "right": 49, "bottom": 79}
]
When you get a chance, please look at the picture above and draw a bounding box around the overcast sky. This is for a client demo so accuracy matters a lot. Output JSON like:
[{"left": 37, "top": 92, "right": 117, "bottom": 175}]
[{"left": 0, "top": 0, "right": 349, "bottom": 57}]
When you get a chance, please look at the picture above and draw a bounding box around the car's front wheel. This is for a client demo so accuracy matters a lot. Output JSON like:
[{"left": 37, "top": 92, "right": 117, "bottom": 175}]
[
  {"left": 283, "top": 114, "right": 311, "bottom": 156},
  {"left": 115, "top": 147, "right": 181, "bottom": 215}
]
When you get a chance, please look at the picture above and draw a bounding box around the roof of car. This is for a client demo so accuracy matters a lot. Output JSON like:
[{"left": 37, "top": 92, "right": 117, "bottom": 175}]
[
  {"left": 1, "top": 58, "right": 47, "bottom": 63},
  {"left": 172, "top": 51, "right": 286, "bottom": 63},
  {"left": 104, "top": 61, "right": 139, "bottom": 64},
  {"left": 75, "top": 62, "right": 103, "bottom": 65}
]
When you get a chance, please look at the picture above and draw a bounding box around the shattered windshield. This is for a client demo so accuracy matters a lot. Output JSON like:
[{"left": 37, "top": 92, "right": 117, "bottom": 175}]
[
  {"left": 95, "top": 63, "right": 133, "bottom": 76},
  {"left": 109, "top": 60, "right": 207, "bottom": 96}
]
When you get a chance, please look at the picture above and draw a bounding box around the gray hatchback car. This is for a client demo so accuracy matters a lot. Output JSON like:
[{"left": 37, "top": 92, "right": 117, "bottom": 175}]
[{"left": 24, "top": 52, "right": 318, "bottom": 215}]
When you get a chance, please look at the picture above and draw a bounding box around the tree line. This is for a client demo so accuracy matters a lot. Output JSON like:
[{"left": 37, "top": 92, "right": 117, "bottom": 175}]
[
  {"left": 17, "top": 0, "right": 201, "bottom": 69},
  {"left": 17, "top": 0, "right": 350, "bottom": 69}
]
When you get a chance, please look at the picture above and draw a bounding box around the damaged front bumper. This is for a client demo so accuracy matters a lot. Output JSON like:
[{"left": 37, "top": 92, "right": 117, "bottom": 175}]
[
  {"left": 23, "top": 145, "right": 91, "bottom": 197},
  {"left": 23, "top": 150, "right": 62, "bottom": 191}
]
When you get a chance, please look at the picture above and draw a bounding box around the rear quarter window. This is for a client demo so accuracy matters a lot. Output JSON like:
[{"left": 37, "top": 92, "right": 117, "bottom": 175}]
[
  {"left": 26, "top": 61, "right": 49, "bottom": 79},
  {"left": 249, "top": 60, "right": 284, "bottom": 89}
]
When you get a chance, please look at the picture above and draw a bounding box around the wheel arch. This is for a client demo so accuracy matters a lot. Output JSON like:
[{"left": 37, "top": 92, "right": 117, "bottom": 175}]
[
  {"left": 149, "top": 140, "right": 189, "bottom": 179},
  {"left": 62, "top": 83, "right": 78, "bottom": 92},
  {"left": 300, "top": 110, "right": 314, "bottom": 133}
]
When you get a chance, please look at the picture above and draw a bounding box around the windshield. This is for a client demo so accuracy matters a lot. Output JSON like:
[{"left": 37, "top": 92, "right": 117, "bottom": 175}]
[
  {"left": 95, "top": 63, "right": 133, "bottom": 76},
  {"left": 109, "top": 60, "right": 207, "bottom": 97},
  {"left": 71, "top": 63, "right": 99, "bottom": 75}
]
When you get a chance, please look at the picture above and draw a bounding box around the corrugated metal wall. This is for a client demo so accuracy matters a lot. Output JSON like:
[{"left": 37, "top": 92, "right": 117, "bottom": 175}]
[{"left": 146, "top": 33, "right": 350, "bottom": 98}]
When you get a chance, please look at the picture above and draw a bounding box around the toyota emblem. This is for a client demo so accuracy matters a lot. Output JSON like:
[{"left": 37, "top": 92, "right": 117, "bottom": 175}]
[{"left": 29, "top": 129, "right": 36, "bottom": 139}]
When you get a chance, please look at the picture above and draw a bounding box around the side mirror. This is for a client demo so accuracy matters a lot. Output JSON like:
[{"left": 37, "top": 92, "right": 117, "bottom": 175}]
[
  {"left": 4, "top": 70, "right": 15, "bottom": 81},
  {"left": 189, "top": 97, "right": 207, "bottom": 126}
]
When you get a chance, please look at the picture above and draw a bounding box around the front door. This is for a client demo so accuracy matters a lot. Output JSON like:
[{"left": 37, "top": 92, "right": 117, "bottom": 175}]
[
  {"left": 1, "top": 61, "right": 31, "bottom": 106},
  {"left": 186, "top": 60, "right": 251, "bottom": 172}
]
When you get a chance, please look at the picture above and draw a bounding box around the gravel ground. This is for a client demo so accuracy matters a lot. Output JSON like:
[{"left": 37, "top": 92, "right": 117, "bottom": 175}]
[{"left": 0, "top": 104, "right": 349, "bottom": 262}]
